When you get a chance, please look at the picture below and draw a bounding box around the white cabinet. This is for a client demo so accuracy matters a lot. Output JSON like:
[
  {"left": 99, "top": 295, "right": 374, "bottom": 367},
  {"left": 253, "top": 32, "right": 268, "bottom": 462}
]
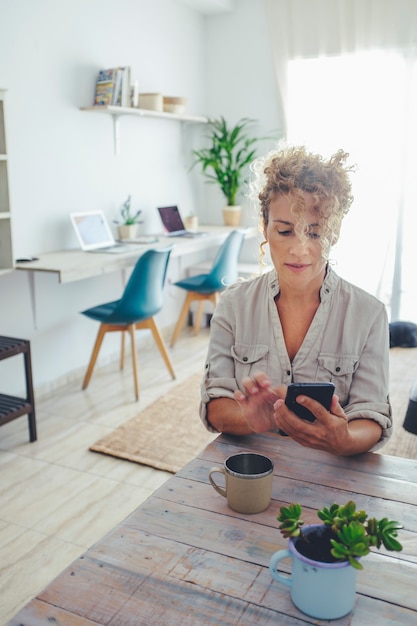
[{"left": 0, "top": 89, "right": 13, "bottom": 274}]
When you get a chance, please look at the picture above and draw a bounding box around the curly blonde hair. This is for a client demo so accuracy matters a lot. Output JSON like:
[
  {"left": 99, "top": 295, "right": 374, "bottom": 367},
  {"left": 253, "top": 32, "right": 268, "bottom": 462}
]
[{"left": 250, "top": 145, "right": 355, "bottom": 261}]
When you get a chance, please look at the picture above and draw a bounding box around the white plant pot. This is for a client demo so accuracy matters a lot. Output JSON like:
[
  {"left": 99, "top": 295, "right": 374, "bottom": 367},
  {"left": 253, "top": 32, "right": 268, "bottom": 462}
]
[
  {"left": 118, "top": 224, "right": 138, "bottom": 240},
  {"left": 223, "top": 205, "right": 241, "bottom": 227},
  {"left": 184, "top": 216, "right": 198, "bottom": 231}
]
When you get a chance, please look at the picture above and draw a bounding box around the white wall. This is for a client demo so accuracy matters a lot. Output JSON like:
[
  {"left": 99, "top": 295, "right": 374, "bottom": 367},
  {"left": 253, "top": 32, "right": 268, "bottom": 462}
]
[
  {"left": 1, "top": 0, "right": 207, "bottom": 252},
  {"left": 200, "top": 0, "right": 282, "bottom": 229},
  {"left": 0, "top": 0, "right": 280, "bottom": 394}
]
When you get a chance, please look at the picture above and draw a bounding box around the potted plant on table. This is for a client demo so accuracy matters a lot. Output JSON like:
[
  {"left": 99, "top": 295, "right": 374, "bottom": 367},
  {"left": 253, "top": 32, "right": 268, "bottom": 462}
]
[
  {"left": 192, "top": 117, "right": 272, "bottom": 226},
  {"left": 114, "top": 195, "right": 143, "bottom": 240},
  {"left": 270, "top": 500, "right": 403, "bottom": 620}
]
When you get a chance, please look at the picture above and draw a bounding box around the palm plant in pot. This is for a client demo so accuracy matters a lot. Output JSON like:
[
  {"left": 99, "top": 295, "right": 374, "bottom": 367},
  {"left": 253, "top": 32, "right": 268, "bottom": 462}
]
[
  {"left": 270, "top": 500, "right": 403, "bottom": 620},
  {"left": 114, "top": 195, "right": 143, "bottom": 240},
  {"left": 192, "top": 117, "right": 271, "bottom": 226}
]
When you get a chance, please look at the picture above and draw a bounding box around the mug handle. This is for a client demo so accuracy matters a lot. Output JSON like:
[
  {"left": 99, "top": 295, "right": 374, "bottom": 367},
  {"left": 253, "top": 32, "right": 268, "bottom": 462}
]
[
  {"left": 208, "top": 467, "right": 227, "bottom": 497},
  {"left": 269, "top": 550, "right": 293, "bottom": 588}
]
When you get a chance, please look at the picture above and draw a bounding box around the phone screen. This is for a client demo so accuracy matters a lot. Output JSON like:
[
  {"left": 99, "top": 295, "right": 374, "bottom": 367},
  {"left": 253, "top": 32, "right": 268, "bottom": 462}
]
[{"left": 285, "top": 382, "right": 335, "bottom": 423}]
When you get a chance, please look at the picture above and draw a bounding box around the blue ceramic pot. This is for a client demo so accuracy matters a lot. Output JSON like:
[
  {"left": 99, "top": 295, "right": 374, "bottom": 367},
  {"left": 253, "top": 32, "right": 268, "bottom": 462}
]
[{"left": 269, "top": 524, "right": 358, "bottom": 619}]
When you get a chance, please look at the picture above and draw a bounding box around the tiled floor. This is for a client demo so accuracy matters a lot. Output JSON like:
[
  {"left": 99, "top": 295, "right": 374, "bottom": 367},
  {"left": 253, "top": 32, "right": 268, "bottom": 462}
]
[{"left": 0, "top": 328, "right": 210, "bottom": 624}]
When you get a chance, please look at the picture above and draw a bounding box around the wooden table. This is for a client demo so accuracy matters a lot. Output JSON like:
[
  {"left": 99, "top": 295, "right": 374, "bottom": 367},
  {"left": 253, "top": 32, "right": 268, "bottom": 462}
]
[{"left": 7, "top": 433, "right": 417, "bottom": 625}]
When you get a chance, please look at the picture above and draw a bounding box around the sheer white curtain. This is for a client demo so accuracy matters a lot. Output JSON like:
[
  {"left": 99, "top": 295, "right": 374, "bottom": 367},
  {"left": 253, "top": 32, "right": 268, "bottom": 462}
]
[{"left": 265, "top": 0, "right": 417, "bottom": 321}]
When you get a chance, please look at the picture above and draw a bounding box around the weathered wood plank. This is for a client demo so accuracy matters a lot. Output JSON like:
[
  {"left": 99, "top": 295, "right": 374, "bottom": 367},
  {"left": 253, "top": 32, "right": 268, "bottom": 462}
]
[
  {"left": 11, "top": 527, "right": 417, "bottom": 625},
  {"left": 240, "top": 432, "right": 417, "bottom": 476},
  {"left": 162, "top": 461, "right": 417, "bottom": 537},
  {"left": 197, "top": 433, "right": 417, "bottom": 485},
  {"left": 6, "top": 598, "right": 99, "bottom": 625},
  {"left": 14, "top": 535, "right": 417, "bottom": 626},
  {"left": 88, "top": 523, "right": 417, "bottom": 612},
  {"left": 179, "top": 436, "right": 417, "bottom": 505},
  {"left": 38, "top": 555, "right": 147, "bottom": 623},
  {"left": 82, "top": 570, "right": 315, "bottom": 626}
]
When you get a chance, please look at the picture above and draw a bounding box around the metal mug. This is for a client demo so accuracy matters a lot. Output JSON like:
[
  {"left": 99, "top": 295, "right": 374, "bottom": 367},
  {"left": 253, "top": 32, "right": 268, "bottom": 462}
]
[{"left": 208, "top": 452, "right": 274, "bottom": 514}]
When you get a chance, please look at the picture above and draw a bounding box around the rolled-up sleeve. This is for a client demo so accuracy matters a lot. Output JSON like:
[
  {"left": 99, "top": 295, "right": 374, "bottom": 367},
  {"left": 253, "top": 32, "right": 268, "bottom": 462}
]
[
  {"left": 342, "top": 304, "right": 392, "bottom": 450},
  {"left": 199, "top": 289, "right": 239, "bottom": 432},
  {"left": 199, "top": 275, "right": 277, "bottom": 432}
]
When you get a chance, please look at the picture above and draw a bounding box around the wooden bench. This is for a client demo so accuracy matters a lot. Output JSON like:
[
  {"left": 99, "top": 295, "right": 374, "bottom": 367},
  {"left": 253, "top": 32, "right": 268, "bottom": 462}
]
[{"left": 0, "top": 336, "right": 37, "bottom": 442}]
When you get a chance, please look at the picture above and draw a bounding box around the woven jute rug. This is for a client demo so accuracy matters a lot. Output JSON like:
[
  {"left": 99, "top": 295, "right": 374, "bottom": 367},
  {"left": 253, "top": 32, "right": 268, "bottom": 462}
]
[
  {"left": 89, "top": 372, "right": 217, "bottom": 473},
  {"left": 89, "top": 348, "right": 417, "bottom": 472}
]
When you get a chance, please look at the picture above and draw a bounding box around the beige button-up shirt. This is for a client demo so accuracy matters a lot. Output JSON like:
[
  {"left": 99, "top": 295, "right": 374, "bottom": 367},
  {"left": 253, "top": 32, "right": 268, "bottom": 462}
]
[{"left": 200, "top": 266, "right": 392, "bottom": 449}]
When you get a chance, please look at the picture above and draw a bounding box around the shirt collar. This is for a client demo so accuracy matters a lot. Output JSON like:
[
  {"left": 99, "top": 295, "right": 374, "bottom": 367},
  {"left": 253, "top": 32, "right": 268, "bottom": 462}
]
[{"left": 268, "top": 264, "right": 339, "bottom": 300}]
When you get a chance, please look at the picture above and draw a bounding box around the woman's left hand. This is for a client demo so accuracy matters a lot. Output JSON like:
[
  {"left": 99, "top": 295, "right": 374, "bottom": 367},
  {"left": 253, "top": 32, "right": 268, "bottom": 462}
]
[{"left": 273, "top": 393, "right": 353, "bottom": 455}]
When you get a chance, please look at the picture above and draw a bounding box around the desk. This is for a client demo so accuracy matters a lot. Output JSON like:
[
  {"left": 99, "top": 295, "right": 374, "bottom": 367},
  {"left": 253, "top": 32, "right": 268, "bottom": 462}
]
[
  {"left": 7, "top": 433, "right": 417, "bottom": 625},
  {"left": 15, "top": 226, "right": 259, "bottom": 284}
]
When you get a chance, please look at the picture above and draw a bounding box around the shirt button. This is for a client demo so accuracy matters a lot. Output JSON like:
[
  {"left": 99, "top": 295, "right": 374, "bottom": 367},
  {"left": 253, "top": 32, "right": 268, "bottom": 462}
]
[
  {"left": 287, "top": 370, "right": 291, "bottom": 376},
  {"left": 336, "top": 366, "right": 341, "bottom": 372},
  {"left": 243, "top": 357, "right": 248, "bottom": 362}
]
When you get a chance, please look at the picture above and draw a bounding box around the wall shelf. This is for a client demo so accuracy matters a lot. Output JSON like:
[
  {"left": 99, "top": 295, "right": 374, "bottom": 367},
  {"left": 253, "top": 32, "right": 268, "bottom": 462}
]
[{"left": 80, "top": 105, "right": 208, "bottom": 154}]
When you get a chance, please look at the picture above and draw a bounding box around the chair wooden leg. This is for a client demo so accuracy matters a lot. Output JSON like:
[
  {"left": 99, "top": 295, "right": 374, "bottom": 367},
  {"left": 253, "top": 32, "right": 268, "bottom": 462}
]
[
  {"left": 170, "top": 292, "right": 195, "bottom": 347},
  {"left": 82, "top": 324, "right": 107, "bottom": 390},
  {"left": 194, "top": 301, "right": 205, "bottom": 335},
  {"left": 140, "top": 318, "right": 176, "bottom": 380},
  {"left": 195, "top": 293, "right": 219, "bottom": 333},
  {"left": 120, "top": 331, "right": 125, "bottom": 370},
  {"left": 127, "top": 323, "right": 139, "bottom": 401}
]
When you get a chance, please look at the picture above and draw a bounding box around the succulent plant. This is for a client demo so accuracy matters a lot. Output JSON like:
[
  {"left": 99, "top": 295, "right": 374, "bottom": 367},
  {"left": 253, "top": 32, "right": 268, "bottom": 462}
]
[{"left": 277, "top": 500, "right": 403, "bottom": 570}]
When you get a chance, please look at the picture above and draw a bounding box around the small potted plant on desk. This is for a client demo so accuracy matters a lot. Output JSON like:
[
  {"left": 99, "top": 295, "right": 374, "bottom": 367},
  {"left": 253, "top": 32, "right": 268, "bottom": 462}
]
[
  {"left": 114, "top": 195, "right": 143, "bottom": 240},
  {"left": 270, "top": 500, "right": 403, "bottom": 620},
  {"left": 192, "top": 117, "right": 272, "bottom": 227}
]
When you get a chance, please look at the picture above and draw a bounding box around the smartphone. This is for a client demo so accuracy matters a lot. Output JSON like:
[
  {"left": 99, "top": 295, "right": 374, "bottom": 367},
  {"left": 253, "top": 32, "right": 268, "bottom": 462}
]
[{"left": 285, "top": 382, "right": 335, "bottom": 423}]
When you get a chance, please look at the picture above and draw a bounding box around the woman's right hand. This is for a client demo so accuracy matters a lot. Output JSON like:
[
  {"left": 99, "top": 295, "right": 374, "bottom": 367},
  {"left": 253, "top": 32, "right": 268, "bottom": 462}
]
[{"left": 234, "top": 372, "right": 286, "bottom": 433}]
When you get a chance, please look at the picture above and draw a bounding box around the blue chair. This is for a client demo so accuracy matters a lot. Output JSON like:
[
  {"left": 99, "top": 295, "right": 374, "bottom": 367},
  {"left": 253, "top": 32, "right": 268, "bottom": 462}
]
[
  {"left": 170, "top": 230, "right": 245, "bottom": 347},
  {"left": 81, "top": 247, "right": 175, "bottom": 400}
]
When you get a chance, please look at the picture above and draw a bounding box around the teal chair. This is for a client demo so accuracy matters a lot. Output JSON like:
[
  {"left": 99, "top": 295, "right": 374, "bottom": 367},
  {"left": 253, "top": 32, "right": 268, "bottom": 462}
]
[
  {"left": 170, "top": 230, "right": 245, "bottom": 346},
  {"left": 81, "top": 247, "right": 175, "bottom": 400}
]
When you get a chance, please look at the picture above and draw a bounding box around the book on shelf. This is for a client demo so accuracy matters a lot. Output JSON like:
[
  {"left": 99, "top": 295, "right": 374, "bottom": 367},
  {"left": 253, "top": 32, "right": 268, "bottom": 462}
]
[
  {"left": 121, "top": 66, "right": 131, "bottom": 106},
  {"left": 93, "top": 66, "right": 131, "bottom": 107}
]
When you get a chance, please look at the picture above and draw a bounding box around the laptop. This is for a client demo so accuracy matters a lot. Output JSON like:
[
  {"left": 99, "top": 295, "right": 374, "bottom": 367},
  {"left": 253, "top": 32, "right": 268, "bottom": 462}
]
[
  {"left": 70, "top": 211, "right": 147, "bottom": 254},
  {"left": 157, "top": 205, "right": 208, "bottom": 237}
]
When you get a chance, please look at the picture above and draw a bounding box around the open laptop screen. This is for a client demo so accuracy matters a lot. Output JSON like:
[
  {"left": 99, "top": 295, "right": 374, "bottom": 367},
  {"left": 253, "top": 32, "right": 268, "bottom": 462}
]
[
  {"left": 70, "top": 211, "right": 115, "bottom": 251},
  {"left": 157, "top": 205, "right": 186, "bottom": 234}
]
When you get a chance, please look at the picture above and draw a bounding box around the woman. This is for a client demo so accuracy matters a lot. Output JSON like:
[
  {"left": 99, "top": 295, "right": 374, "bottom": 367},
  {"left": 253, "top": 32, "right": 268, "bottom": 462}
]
[{"left": 200, "top": 145, "right": 392, "bottom": 455}]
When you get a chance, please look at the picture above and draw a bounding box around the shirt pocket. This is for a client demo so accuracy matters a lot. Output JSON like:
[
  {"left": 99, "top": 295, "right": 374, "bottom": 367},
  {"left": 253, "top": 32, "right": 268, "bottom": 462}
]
[
  {"left": 317, "top": 354, "right": 359, "bottom": 406},
  {"left": 232, "top": 343, "right": 269, "bottom": 384}
]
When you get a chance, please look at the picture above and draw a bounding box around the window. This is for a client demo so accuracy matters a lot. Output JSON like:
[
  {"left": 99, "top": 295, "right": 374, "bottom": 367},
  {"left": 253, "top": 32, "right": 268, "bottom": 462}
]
[{"left": 287, "top": 50, "right": 417, "bottom": 320}]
